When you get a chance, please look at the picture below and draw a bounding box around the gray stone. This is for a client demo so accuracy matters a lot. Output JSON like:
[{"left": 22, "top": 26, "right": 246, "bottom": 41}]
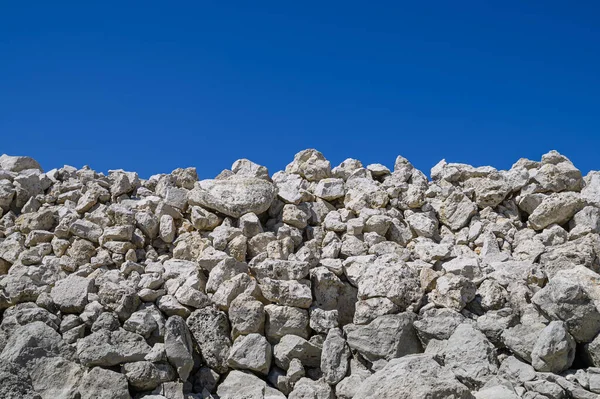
[
  {"left": 227, "top": 333, "right": 272, "bottom": 375},
  {"left": 345, "top": 313, "right": 421, "bottom": 362},
  {"left": 443, "top": 323, "right": 499, "bottom": 389},
  {"left": 50, "top": 275, "right": 94, "bottom": 314},
  {"left": 528, "top": 192, "right": 583, "bottom": 230},
  {"left": 78, "top": 367, "right": 130, "bottom": 399},
  {"left": 186, "top": 307, "right": 231, "bottom": 373},
  {"left": 274, "top": 334, "right": 322, "bottom": 369},
  {"left": 77, "top": 328, "right": 151, "bottom": 367},
  {"left": 165, "top": 315, "right": 194, "bottom": 381},
  {"left": 531, "top": 321, "right": 575, "bottom": 373},
  {"left": 321, "top": 328, "right": 350, "bottom": 385},
  {"left": 188, "top": 176, "right": 276, "bottom": 218},
  {"left": 353, "top": 354, "right": 473, "bottom": 399}
]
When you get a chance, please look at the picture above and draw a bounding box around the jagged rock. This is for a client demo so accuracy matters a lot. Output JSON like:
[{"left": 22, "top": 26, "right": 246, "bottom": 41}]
[
  {"left": 353, "top": 354, "right": 473, "bottom": 399},
  {"left": 79, "top": 367, "right": 130, "bottom": 399},
  {"left": 321, "top": 328, "right": 350, "bottom": 385},
  {"left": 186, "top": 307, "right": 232, "bottom": 373},
  {"left": 274, "top": 334, "right": 322, "bottom": 369},
  {"left": 531, "top": 321, "right": 576, "bottom": 373},
  {"left": 528, "top": 192, "right": 584, "bottom": 230},
  {"left": 50, "top": 275, "right": 94, "bottom": 313},
  {"left": 264, "top": 304, "right": 309, "bottom": 342},
  {"left": 188, "top": 176, "right": 276, "bottom": 218},
  {"left": 227, "top": 333, "right": 272, "bottom": 375},
  {"left": 77, "top": 328, "right": 152, "bottom": 367},
  {"left": 345, "top": 313, "right": 421, "bottom": 362},
  {"left": 164, "top": 316, "right": 194, "bottom": 381}
]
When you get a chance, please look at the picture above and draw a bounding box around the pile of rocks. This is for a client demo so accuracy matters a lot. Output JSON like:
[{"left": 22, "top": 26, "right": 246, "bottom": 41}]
[{"left": 1, "top": 149, "right": 600, "bottom": 398}]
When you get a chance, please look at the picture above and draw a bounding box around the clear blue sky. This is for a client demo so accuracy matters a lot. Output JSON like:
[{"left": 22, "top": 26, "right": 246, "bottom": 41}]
[{"left": 1, "top": 2, "right": 599, "bottom": 179}]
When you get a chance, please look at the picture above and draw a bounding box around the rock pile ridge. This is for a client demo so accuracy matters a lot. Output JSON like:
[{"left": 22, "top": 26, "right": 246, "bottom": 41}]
[{"left": 1, "top": 149, "right": 600, "bottom": 398}]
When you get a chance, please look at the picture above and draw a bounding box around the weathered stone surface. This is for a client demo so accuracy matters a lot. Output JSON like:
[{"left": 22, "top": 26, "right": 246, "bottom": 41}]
[
  {"left": 531, "top": 321, "right": 576, "bottom": 373},
  {"left": 443, "top": 323, "right": 499, "bottom": 389},
  {"left": 189, "top": 176, "right": 276, "bottom": 217},
  {"left": 321, "top": 328, "right": 350, "bottom": 385},
  {"left": 353, "top": 354, "right": 473, "bottom": 399},
  {"left": 164, "top": 316, "right": 194, "bottom": 381},
  {"left": 227, "top": 333, "right": 272, "bottom": 375},
  {"left": 345, "top": 313, "right": 421, "bottom": 362},
  {"left": 77, "top": 328, "right": 152, "bottom": 367},
  {"left": 50, "top": 275, "right": 94, "bottom": 313},
  {"left": 186, "top": 307, "right": 232, "bottom": 373},
  {"left": 79, "top": 367, "right": 130, "bottom": 399}
]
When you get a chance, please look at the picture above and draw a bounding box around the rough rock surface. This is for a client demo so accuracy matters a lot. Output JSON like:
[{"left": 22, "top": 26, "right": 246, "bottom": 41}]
[{"left": 1, "top": 149, "right": 600, "bottom": 397}]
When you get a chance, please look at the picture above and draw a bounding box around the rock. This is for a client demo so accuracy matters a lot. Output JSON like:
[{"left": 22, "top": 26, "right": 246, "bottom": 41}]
[
  {"left": 353, "top": 354, "right": 473, "bottom": 399},
  {"left": 251, "top": 258, "right": 310, "bottom": 281},
  {"left": 264, "top": 304, "right": 309, "bottom": 342},
  {"left": 188, "top": 176, "right": 276, "bottom": 218},
  {"left": 345, "top": 313, "right": 421, "bottom": 362},
  {"left": 78, "top": 367, "right": 131, "bottom": 399},
  {"left": 413, "top": 307, "right": 465, "bottom": 345},
  {"left": 443, "top": 323, "right": 499, "bottom": 389},
  {"left": 314, "top": 178, "right": 346, "bottom": 200},
  {"left": 227, "top": 333, "right": 272, "bottom": 375},
  {"left": 229, "top": 294, "right": 265, "bottom": 338},
  {"left": 165, "top": 316, "right": 194, "bottom": 381},
  {"left": 77, "top": 328, "right": 152, "bottom": 367},
  {"left": 28, "top": 356, "right": 83, "bottom": 399},
  {"left": 0, "top": 361, "right": 41, "bottom": 399},
  {"left": 274, "top": 334, "right": 322, "bottom": 369},
  {"left": 286, "top": 149, "right": 331, "bottom": 181},
  {"left": 186, "top": 307, "right": 232, "bottom": 373},
  {"left": 0, "top": 154, "right": 42, "bottom": 172},
  {"left": 50, "top": 275, "right": 94, "bottom": 313},
  {"left": 321, "top": 328, "right": 350, "bottom": 385},
  {"left": 121, "top": 361, "right": 166, "bottom": 391},
  {"left": 0, "top": 322, "right": 67, "bottom": 367},
  {"left": 531, "top": 321, "right": 575, "bottom": 373},
  {"left": 528, "top": 192, "right": 583, "bottom": 230},
  {"left": 217, "top": 370, "right": 283, "bottom": 399},
  {"left": 531, "top": 273, "right": 600, "bottom": 343},
  {"left": 437, "top": 191, "right": 478, "bottom": 231},
  {"left": 259, "top": 278, "right": 313, "bottom": 308}
]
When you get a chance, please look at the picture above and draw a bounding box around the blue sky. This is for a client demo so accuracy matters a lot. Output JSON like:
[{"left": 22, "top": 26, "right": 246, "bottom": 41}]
[{"left": 1, "top": 2, "right": 599, "bottom": 179}]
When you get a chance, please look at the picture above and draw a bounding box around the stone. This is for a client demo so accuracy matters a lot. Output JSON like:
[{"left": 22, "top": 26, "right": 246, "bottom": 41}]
[
  {"left": 264, "top": 304, "right": 309, "bottom": 342},
  {"left": 50, "top": 275, "right": 94, "bottom": 313},
  {"left": 413, "top": 307, "right": 465, "bottom": 345},
  {"left": 77, "top": 328, "right": 152, "bottom": 367},
  {"left": 227, "top": 333, "right": 272, "bottom": 375},
  {"left": 186, "top": 307, "right": 232, "bottom": 373},
  {"left": 188, "top": 176, "right": 276, "bottom": 218},
  {"left": 286, "top": 149, "right": 331, "bottom": 181},
  {"left": 314, "top": 178, "right": 346, "bottom": 200},
  {"left": 321, "top": 328, "right": 350, "bottom": 385},
  {"left": 121, "top": 361, "right": 165, "bottom": 391},
  {"left": 0, "top": 154, "right": 42, "bottom": 172},
  {"left": 78, "top": 367, "right": 130, "bottom": 399},
  {"left": 165, "top": 315, "right": 195, "bottom": 381},
  {"left": 259, "top": 278, "right": 313, "bottom": 308},
  {"left": 345, "top": 313, "right": 421, "bottom": 362},
  {"left": 443, "top": 323, "right": 499, "bottom": 389},
  {"left": 531, "top": 321, "right": 575, "bottom": 373},
  {"left": 353, "top": 354, "right": 473, "bottom": 399},
  {"left": 531, "top": 274, "right": 600, "bottom": 343},
  {"left": 528, "top": 192, "right": 583, "bottom": 230},
  {"left": 273, "top": 334, "right": 322, "bottom": 369},
  {"left": 229, "top": 294, "right": 265, "bottom": 338}
]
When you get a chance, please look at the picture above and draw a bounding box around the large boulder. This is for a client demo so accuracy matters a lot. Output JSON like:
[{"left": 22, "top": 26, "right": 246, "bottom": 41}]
[
  {"left": 188, "top": 176, "right": 276, "bottom": 218},
  {"left": 353, "top": 354, "right": 474, "bottom": 399}
]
